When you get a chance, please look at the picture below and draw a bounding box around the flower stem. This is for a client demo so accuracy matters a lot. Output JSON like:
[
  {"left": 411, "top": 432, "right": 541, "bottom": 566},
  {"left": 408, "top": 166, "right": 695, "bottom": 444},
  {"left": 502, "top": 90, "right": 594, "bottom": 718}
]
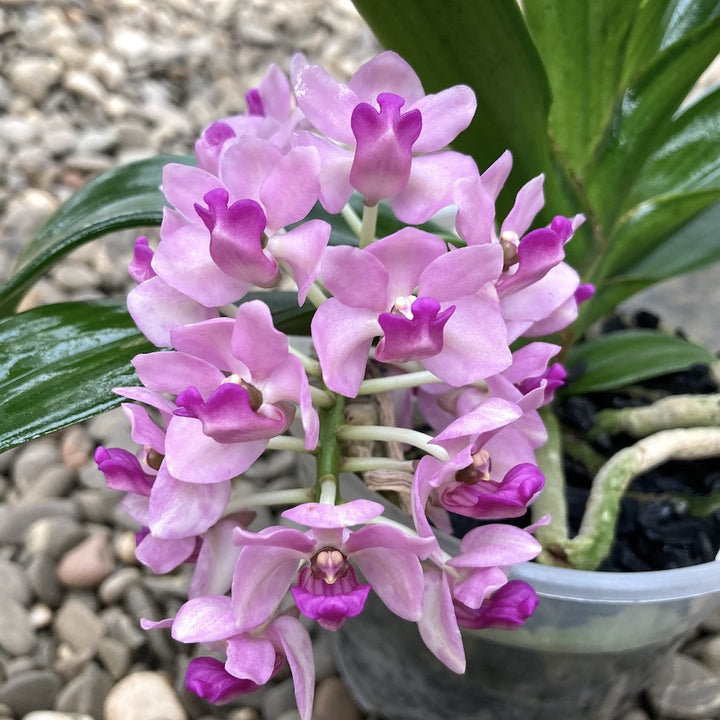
[
  {"left": 316, "top": 393, "right": 346, "bottom": 496},
  {"left": 267, "top": 435, "right": 312, "bottom": 453},
  {"left": 357, "top": 370, "right": 446, "bottom": 395},
  {"left": 359, "top": 202, "right": 379, "bottom": 248},
  {"left": 287, "top": 345, "right": 323, "bottom": 377},
  {"left": 341, "top": 201, "right": 362, "bottom": 238},
  {"left": 226, "top": 487, "right": 313, "bottom": 511},
  {"left": 337, "top": 424, "right": 449, "bottom": 462},
  {"left": 340, "top": 457, "right": 416, "bottom": 473},
  {"left": 306, "top": 281, "right": 328, "bottom": 308}
]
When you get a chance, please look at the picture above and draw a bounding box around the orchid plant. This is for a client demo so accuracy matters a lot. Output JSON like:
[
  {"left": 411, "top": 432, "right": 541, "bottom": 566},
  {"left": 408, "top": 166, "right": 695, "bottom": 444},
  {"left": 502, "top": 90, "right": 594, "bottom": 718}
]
[{"left": 2, "top": 3, "right": 720, "bottom": 718}]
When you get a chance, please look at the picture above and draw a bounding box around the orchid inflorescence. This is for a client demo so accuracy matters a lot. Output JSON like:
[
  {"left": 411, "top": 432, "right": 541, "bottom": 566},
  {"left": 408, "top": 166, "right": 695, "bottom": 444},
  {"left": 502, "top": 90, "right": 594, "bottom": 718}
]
[{"left": 94, "top": 51, "right": 590, "bottom": 718}]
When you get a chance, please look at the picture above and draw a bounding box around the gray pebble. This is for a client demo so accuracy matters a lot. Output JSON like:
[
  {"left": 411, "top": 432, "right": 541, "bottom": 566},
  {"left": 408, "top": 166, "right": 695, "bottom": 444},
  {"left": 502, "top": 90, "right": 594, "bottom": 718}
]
[
  {"left": 647, "top": 653, "right": 720, "bottom": 718},
  {"left": 101, "top": 607, "right": 145, "bottom": 651},
  {"left": 12, "top": 441, "right": 60, "bottom": 494},
  {"left": 0, "top": 599, "right": 36, "bottom": 656},
  {"left": 20, "top": 466, "right": 75, "bottom": 502},
  {"left": 125, "top": 586, "right": 176, "bottom": 663},
  {"left": 98, "top": 567, "right": 141, "bottom": 605},
  {"left": 24, "top": 517, "right": 87, "bottom": 559},
  {"left": 0, "top": 499, "right": 78, "bottom": 545},
  {"left": 0, "top": 669, "right": 61, "bottom": 717},
  {"left": 97, "top": 637, "right": 131, "bottom": 679},
  {"left": 55, "top": 661, "right": 113, "bottom": 718},
  {"left": 54, "top": 597, "right": 104, "bottom": 654},
  {"left": 0, "top": 560, "right": 33, "bottom": 606},
  {"left": 261, "top": 677, "right": 298, "bottom": 720},
  {"left": 103, "top": 671, "right": 187, "bottom": 720},
  {"left": 26, "top": 554, "right": 63, "bottom": 607},
  {"left": 22, "top": 712, "right": 95, "bottom": 720}
]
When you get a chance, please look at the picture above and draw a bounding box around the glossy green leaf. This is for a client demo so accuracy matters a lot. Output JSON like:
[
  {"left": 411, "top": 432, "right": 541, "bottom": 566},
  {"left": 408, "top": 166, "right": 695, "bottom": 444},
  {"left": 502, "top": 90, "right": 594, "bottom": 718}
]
[
  {"left": 604, "top": 189, "right": 720, "bottom": 276},
  {"left": 524, "top": 0, "right": 642, "bottom": 175},
  {"left": 350, "top": 0, "right": 576, "bottom": 222},
  {"left": 621, "top": 1, "right": 720, "bottom": 87},
  {"left": 564, "top": 330, "right": 715, "bottom": 395},
  {"left": 0, "top": 154, "right": 194, "bottom": 314},
  {"left": 625, "top": 85, "right": 720, "bottom": 206},
  {"left": 623, "top": 199, "right": 720, "bottom": 280},
  {"left": 0, "top": 300, "right": 153, "bottom": 453},
  {"left": 586, "top": 13, "right": 720, "bottom": 229}
]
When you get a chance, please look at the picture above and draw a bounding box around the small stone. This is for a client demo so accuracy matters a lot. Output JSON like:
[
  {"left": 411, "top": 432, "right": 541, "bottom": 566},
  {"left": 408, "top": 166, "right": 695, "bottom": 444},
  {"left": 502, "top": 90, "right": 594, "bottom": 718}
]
[
  {"left": 647, "top": 653, "right": 720, "bottom": 718},
  {"left": 275, "top": 711, "right": 301, "bottom": 720},
  {"left": 57, "top": 532, "right": 115, "bottom": 588},
  {"left": 12, "top": 440, "right": 60, "bottom": 493},
  {"left": 97, "top": 637, "right": 131, "bottom": 679},
  {"left": 228, "top": 709, "right": 261, "bottom": 720},
  {"left": 55, "top": 662, "right": 113, "bottom": 719},
  {"left": 54, "top": 597, "right": 104, "bottom": 653},
  {"left": 28, "top": 604, "right": 53, "bottom": 630},
  {"left": 313, "top": 630, "right": 337, "bottom": 682},
  {"left": 313, "top": 676, "right": 363, "bottom": 720},
  {"left": 9, "top": 57, "right": 63, "bottom": 102},
  {"left": 700, "top": 634, "right": 720, "bottom": 675},
  {"left": 112, "top": 531, "right": 139, "bottom": 565},
  {"left": 20, "top": 466, "right": 75, "bottom": 501},
  {"left": 64, "top": 70, "right": 107, "bottom": 103},
  {"left": 98, "top": 567, "right": 141, "bottom": 605},
  {"left": 26, "top": 554, "right": 63, "bottom": 607},
  {"left": 261, "top": 677, "right": 297, "bottom": 720},
  {"left": 0, "top": 560, "right": 33, "bottom": 605},
  {"left": 0, "top": 598, "right": 36, "bottom": 656},
  {"left": 103, "top": 671, "right": 187, "bottom": 720},
  {"left": 0, "top": 499, "right": 78, "bottom": 545},
  {"left": 60, "top": 427, "right": 94, "bottom": 470},
  {"left": 25, "top": 517, "right": 86, "bottom": 559},
  {"left": 52, "top": 263, "right": 102, "bottom": 293},
  {"left": 0, "top": 670, "right": 61, "bottom": 717}
]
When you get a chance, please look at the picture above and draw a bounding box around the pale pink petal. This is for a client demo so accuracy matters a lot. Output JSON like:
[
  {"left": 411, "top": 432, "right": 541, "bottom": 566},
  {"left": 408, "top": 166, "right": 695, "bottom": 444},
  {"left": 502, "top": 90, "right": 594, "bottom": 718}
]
[
  {"left": 127, "top": 276, "right": 218, "bottom": 348},
  {"left": 321, "top": 245, "right": 389, "bottom": 312},
  {"left": 162, "top": 164, "right": 221, "bottom": 221},
  {"left": 480, "top": 150, "right": 513, "bottom": 202},
  {"left": 132, "top": 352, "right": 224, "bottom": 397},
  {"left": 220, "top": 135, "right": 283, "bottom": 203},
  {"left": 391, "top": 151, "right": 478, "bottom": 224},
  {"left": 351, "top": 547, "right": 425, "bottom": 621},
  {"left": 172, "top": 595, "right": 236, "bottom": 642},
  {"left": 230, "top": 301, "right": 288, "bottom": 381},
  {"left": 417, "top": 569, "right": 465, "bottom": 673},
  {"left": 451, "top": 524, "right": 542, "bottom": 567},
  {"left": 282, "top": 499, "right": 384, "bottom": 528},
  {"left": 348, "top": 51, "right": 425, "bottom": 106},
  {"left": 311, "top": 300, "right": 380, "bottom": 397},
  {"left": 231, "top": 545, "right": 305, "bottom": 631},
  {"left": 170, "top": 317, "right": 242, "bottom": 376},
  {"left": 454, "top": 173, "right": 496, "bottom": 246},
  {"left": 260, "top": 145, "right": 321, "bottom": 231},
  {"left": 411, "top": 85, "right": 476, "bottom": 152},
  {"left": 266, "top": 615, "right": 315, "bottom": 720},
  {"left": 164, "top": 416, "right": 267, "bottom": 483},
  {"left": 148, "top": 465, "right": 230, "bottom": 539},
  {"left": 121, "top": 403, "right": 165, "bottom": 453},
  {"left": 225, "top": 634, "right": 277, "bottom": 684},
  {"left": 501, "top": 174, "right": 545, "bottom": 237},
  {"left": 135, "top": 533, "right": 196, "bottom": 574}
]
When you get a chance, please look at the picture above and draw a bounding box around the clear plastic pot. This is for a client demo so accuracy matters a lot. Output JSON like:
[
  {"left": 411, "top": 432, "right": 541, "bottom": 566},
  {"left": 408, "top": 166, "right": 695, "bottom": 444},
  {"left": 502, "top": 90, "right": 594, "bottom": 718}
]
[{"left": 334, "top": 474, "right": 720, "bottom": 720}]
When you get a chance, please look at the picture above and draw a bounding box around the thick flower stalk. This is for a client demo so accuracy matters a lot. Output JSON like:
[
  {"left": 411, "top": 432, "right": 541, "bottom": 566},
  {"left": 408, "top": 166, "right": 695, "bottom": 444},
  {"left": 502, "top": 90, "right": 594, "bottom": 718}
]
[{"left": 97, "top": 52, "right": 590, "bottom": 719}]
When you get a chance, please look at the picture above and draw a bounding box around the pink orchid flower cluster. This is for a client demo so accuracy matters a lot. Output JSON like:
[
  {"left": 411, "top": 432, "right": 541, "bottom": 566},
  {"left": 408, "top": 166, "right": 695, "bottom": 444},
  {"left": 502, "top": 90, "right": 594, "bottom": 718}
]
[{"left": 95, "top": 51, "right": 590, "bottom": 718}]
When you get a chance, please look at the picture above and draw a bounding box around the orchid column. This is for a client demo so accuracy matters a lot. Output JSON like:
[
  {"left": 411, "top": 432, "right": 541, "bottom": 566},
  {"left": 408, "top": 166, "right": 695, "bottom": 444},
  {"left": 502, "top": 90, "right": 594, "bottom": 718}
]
[{"left": 96, "top": 51, "right": 588, "bottom": 720}]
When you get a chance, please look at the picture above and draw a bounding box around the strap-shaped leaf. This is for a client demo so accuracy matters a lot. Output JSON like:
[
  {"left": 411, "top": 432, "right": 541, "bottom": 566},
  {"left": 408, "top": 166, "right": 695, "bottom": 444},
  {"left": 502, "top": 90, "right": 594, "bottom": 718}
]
[
  {"left": 586, "top": 13, "right": 720, "bottom": 228},
  {"left": 0, "top": 154, "right": 194, "bottom": 314},
  {"left": 625, "top": 85, "right": 720, "bottom": 206},
  {"left": 0, "top": 300, "right": 153, "bottom": 453},
  {"left": 524, "top": 0, "right": 642, "bottom": 176},
  {"left": 564, "top": 329, "right": 715, "bottom": 395},
  {"left": 621, "top": 0, "right": 720, "bottom": 87},
  {"left": 604, "top": 189, "right": 720, "bottom": 276}
]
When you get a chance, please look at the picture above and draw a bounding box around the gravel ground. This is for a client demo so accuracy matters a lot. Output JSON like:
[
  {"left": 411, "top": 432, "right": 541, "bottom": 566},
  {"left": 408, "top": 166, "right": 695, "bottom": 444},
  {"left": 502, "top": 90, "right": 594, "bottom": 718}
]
[{"left": 1, "top": 3, "right": 720, "bottom": 720}]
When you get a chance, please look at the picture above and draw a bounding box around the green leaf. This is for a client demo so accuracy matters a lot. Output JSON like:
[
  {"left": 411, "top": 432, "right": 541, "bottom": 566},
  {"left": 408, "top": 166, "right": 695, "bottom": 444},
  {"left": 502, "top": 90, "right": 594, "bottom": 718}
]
[
  {"left": 0, "top": 300, "right": 153, "bottom": 454},
  {"left": 350, "top": 0, "right": 575, "bottom": 221},
  {"left": 0, "top": 154, "right": 194, "bottom": 315},
  {"left": 621, "top": 1, "right": 720, "bottom": 86},
  {"left": 564, "top": 329, "right": 715, "bottom": 395},
  {"left": 586, "top": 13, "right": 720, "bottom": 229},
  {"left": 524, "top": 0, "right": 642, "bottom": 175},
  {"left": 625, "top": 85, "right": 720, "bottom": 206},
  {"left": 622, "top": 199, "right": 720, "bottom": 280},
  {"left": 604, "top": 189, "right": 720, "bottom": 276}
]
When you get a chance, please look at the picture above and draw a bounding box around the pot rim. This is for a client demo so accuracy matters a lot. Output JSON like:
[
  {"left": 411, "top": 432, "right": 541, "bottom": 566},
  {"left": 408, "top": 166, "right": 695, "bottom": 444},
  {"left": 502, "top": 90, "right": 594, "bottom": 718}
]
[{"left": 510, "top": 557, "right": 720, "bottom": 603}]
